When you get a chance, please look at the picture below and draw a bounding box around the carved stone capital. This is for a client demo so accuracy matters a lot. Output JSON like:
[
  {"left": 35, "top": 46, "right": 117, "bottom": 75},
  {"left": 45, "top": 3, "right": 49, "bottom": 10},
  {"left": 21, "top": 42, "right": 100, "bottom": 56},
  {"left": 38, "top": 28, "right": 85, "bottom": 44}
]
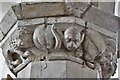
[{"left": 0, "top": 2, "right": 118, "bottom": 79}]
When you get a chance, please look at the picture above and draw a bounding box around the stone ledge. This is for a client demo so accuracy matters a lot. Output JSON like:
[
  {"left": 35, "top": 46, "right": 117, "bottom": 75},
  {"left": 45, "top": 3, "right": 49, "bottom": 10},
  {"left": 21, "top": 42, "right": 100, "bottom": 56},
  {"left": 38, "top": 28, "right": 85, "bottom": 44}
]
[
  {"left": 13, "top": 2, "right": 69, "bottom": 19},
  {"left": 18, "top": 18, "right": 44, "bottom": 26}
]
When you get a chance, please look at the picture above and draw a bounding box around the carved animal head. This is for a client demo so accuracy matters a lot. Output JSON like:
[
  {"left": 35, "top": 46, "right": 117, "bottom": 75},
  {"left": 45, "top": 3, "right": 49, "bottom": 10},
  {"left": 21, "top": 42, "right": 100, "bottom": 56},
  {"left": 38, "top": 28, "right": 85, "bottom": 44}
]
[
  {"left": 101, "top": 62, "right": 116, "bottom": 78},
  {"left": 6, "top": 49, "right": 22, "bottom": 69},
  {"left": 64, "top": 27, "right": 83, "bottom": 51},
  {"left": 95, "top": 50, "right": 113, "bottom": 64}
]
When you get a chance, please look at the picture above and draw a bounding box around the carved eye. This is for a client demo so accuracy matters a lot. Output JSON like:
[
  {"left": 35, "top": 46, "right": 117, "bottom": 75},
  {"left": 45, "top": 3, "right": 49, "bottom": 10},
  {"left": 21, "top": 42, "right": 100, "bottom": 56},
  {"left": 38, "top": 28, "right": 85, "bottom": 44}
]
[
  {"left": 75, "top": 39, "right": 79, "bottom": 43},
  {"left": 105, "top": 55, "right": 111, "bottom": 60},
  {"left": 68, "top": 38, "right": 72, "bottom": 42},
  {"left": 66, "top": 38, "right": 71, "bottom": 42}
]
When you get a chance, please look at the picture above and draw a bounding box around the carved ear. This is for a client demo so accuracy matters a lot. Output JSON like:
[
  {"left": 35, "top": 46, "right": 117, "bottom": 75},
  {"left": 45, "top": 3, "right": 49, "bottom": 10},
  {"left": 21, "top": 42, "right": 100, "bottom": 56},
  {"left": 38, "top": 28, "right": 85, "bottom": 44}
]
[
  {"left": 51, "top": 24, "right": 62, "bottom": 49},
  {"left": 80, "top": 31, "right": 85, "bottom": 44}
]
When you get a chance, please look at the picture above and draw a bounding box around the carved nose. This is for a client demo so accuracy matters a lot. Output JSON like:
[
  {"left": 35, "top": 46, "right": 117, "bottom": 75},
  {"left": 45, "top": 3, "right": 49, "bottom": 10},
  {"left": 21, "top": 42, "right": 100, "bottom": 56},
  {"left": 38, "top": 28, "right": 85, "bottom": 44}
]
[
  {"left": 73, "top": 46, "right": 76, "bottom": 49},
  {"left": 68, "top": 42, "right": 74, "bottom": 49},
  {"left": 68, "top": 46, "right": 76, "bottom": 50}
]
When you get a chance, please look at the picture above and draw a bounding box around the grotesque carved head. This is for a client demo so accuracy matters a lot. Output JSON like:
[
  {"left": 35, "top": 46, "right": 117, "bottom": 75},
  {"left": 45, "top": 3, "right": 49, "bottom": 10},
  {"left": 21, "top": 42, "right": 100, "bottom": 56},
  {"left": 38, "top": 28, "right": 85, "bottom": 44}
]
[
  {"left": 64, "top": 27, "right": 81, "bottom": 51},
  {"left": 6, "top": 49, "right": 23, "bottom": 70}
]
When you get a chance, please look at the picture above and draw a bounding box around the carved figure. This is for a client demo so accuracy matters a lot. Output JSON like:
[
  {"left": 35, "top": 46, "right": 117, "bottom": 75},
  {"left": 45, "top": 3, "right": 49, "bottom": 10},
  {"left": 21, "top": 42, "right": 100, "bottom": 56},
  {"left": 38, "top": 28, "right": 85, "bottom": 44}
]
[
  {"left": 101, "top": 62, "right": 117, "bottom": 78},
  {"left": 82, "top": 29, "right": 106, "bottom": 62},
  {"left": 6, "top": 49, "right": 23, "bottom": 74},
  {"left": 33, "top": 25, "right": 55, "bottom": 51},
  {"left": 63, "top": 27, "right": 85, "bottom": 51},
  {"left": 5, "top": 23, "right": 116, "bottom": 79},
  {"left": 95, "top": 49, "right": 117, "bottom": 78},
  {"left": 51, "top": 25, "right": 85, "bottom": 58}
]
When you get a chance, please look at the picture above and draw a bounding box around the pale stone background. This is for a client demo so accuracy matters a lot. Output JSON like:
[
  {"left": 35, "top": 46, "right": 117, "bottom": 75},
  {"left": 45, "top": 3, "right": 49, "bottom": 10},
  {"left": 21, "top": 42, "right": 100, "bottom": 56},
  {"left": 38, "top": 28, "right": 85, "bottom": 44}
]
[{"left": 0, "top": 0, "right": 120, "bottom": 79}]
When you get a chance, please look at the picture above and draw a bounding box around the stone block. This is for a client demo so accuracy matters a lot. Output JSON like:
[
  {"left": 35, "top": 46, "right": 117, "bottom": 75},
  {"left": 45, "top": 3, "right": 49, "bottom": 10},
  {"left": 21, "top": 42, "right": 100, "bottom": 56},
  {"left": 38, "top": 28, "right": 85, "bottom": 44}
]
[
  {"left": 87, "top": 22, "right": 116, "bottom": 39},
  {"left": 18, "top": 18, "right": 44, "bottom": 26},
  {"left": 119, "top": 1, "right": 120, "bottom": 17},
  {"left": 1, "top": 22, "right": 18, "bottom": 55},
  {"left": 17, "top": 62, "right": 32, "bottom": 78},
  {"left": 0, "top": 8, "right": 17, "bottom": 35},
  {"left": 118, "top": 59, "right": 120, "bottom": 79},
  {"left": 21, "top": 0, "right": 64, "bottom": 2},
  {"left": 107, "top": 15, "right": 120, "bottom": 32},
  {"left": 0, "top": 29, "right": 4, "bottom": 41},
  {"left": 47, "top": 16, "right": 75, "bottom": 24},
  {"left": 47, "top": 17, "right": 57, "bottom": 23},
  {"left": 57, "top": 17, "right": 75, "bottom": 23},
  {"left": 17, "top": 61, "right": 97, "bottom": 78},
  {"left": 98, "top": 2, "right": 115, "bottom": 14},
  {"left": 91, "top": 0, "right": 98, "bottom": 7},
  {"left": 21, "top": 3, "right": 68, "bottom": 19},
  {"left": 66, "top": 61, "right": 97, "bottom": 78},
  {"left": 75, "top": 17, "right": 85, "bottom": 26},
  {"left": 118, "top": 30, "right": 120, "bottom": 58},
  {"left": 66, "top": 2, "right": 90, "bottom": 18},
  {"left": 54, "top": 23, "right": 83, "bottom": 32},
  {"left": 12, "top": 4, "right": 23, "bottom": 19},
  {"left": 83, "top": 6, "right": 119, "bottom": 32},
  {"left": 31, "top": 61, "right": 66, "bottom": 78}
]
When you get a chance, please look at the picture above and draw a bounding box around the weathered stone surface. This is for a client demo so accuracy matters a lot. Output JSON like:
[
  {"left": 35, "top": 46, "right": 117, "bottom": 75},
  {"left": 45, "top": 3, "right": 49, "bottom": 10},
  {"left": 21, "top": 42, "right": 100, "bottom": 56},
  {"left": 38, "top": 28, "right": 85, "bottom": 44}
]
[
  {"left": 91, "top": 0, "right": 98, "bottom": 7},
  {"left": 118, "top": 59, "right": 120, "bottom": 79},
  {"left": 118, "top": 1, "right": 120, "bottom": 17},
  {"left": 54, "top": 23, "right": 84, "bottom": 32},
  {"left": 66, "top": 2, "right": 90, "bottom": 18},
  {"left": 21, "top": 3, "right": 68, "bottom": 19},
  {"left": 0, "top": 2, "right": 17, "bottom": 21},
  {"left": 57, "top": 17, "right": 75, "bottom": 23},
  {"left": 12, "top": 4, "right": 22, "bottom": 19},
  {"left": 17, "top": 61, "right": 66, "bottom": 78},
  {"left": 0, "top": 29, "right": 4, "bottom": 41},
  {"left": 83, "top": 7, "right": 110, "bottom": 28},
  {"left": 18, "top": 16, "right": 85, "bottom": 26},
  {"left": 17, "top": 62, "right": 32, "bottom": 78},
  {"left": 21, "top": 0, "right": 64, "bottom": 2},
  {"left": 98, "top": 2, "right": 115, "bottom": 15},
  {"left": 0, "top": 8, "right": 17, "bottom": 35},
  {"left": 66, "top": 61, "right": 97, "bottom": 78},
  {"left": 83, "top": 6, "right": 119, "bottom": 32},
  {"left": 18, "top": 18, "right": 44, "bottom": 26},
  {"left": 1, "top": 28, "right": 18, "bottom": 58},
  {"left": 118, "top": 24, "right": 120, "bottom": 58},
  {"left": 31, "top": 61, "right": 66, "bottom": 78},
  {"left": 47, "top": 16, "right": 75, "bottom": 24},
  {"left": 17, "top": 61, "right": 97, "bottom": 78},
  {"left": 107, "top": 15, "right": 120, "bottom": 32},
  {"left": 87, "top": 22, "right": 116, "bottom": 39},
  {"left": 75, "top": 17, "right": 85, "bottom": 26}
]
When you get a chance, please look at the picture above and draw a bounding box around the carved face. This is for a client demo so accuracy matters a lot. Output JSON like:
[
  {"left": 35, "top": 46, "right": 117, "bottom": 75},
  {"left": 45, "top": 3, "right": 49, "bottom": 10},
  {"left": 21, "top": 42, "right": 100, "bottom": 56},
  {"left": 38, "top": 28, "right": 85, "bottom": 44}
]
[
  {"left": 64, "top": 27, "right": 81, "bottom": 51},
  {"left": 98, "top": 51, "right": 113, "bottom": 64},
  {"left": 101, "top": 62, "right": 116, "bottom": 78},
  {"left": 6, "top": 50, "right": 22, "bottom": 69}
]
